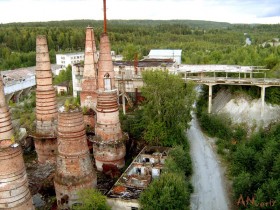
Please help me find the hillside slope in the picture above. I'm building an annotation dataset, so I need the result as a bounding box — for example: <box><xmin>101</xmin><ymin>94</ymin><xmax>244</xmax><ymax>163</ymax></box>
<box><xmin>213</xmin><ymin>91</ymin><xmax>280</xmax><ymax>131</ymax></box>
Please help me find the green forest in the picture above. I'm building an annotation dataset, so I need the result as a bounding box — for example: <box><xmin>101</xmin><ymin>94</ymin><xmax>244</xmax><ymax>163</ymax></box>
<box><xmin>1</xmin><ymin>19</ymin><xmax>280</xmax><ymax>76</ymax></box>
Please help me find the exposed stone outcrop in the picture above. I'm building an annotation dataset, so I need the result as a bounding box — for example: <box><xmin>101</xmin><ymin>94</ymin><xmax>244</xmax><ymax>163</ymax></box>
<box><xmin>0</xmin><ymin>77</ymin><xmax>34</xmax><ymax>210</ymax></box>
<box><xmin>54</xmin><ymin>108</ymin><xmax>96</xmax><ymax>209</ymax></box>
<box><xmin>34</xmin><ymin>35</ymin><xmax>58</xmax><ymax>164</ymax></box>
<box><xmin>213</xmin><ymin>89</ymin><xmax>280</xmax><ymax>132</ymax></box>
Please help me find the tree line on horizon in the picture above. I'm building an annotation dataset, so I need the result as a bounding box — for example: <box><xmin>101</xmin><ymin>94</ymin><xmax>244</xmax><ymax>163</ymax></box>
<box><xmin>0</xmin><ymin>19</ymin><xmax>280</xmax><ymax>73</ymax></box>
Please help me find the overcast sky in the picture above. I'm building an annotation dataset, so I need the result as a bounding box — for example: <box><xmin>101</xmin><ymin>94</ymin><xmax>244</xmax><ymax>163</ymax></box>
<box><xmin>0</xmin><ymin>0</ymin><xmax>280</xmax><ymax>24</ymax></box>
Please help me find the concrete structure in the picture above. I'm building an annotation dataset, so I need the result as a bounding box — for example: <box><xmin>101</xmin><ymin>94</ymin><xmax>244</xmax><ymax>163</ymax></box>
<box><xmin>72</xmin><ymin>59</ymin><xmax>176</xmax><ymax>112</ymax></box>
<box><xmin>72</xmin><ymin>63</ymin><xmax>83</xmax><ymax>98</ymax></box>
<box><xmin>107</xmin><ymin>146</ymin><xmax>170</xmax><ymax>210</ymax></box>
<box><xmin>114</xmin><ymin>64</ymin><xmax>280</xmax><ymax>118</ymax></box>
<box><xmin>33</xmin><ymin>35</ymin><xmax>58</xmax><ymax>164</ymax></box>
<box><xmin>56</xmin><ymin>52</ymin><xmax>84</xmax><ymax>68</ymax></box>
<box><xmin>179</xmin><ymin>65</ymin><xmax>280</xmax><ymax>116</ymax></box>
<box><xmin>0</xmin><ymin>77</ymin><xmax>34</xmax><ymax>210</ymax></box>
<box><xmin>1</xmin><ymin>68</ymin><xmax>35</xmax><ymax>103</ymax></box>
<box><xmin>54</xmin><ymin>108</ymin><xmax>96</xmax><ymax>209</ymax></box>
<box><xmin>1</xmin><ymin>64</ymin><xmax>62</xmax><ymax>103</ymax></box>
<box><xmin>54</xmin><ymin>81</ymin><xmax>69</xmax><ymax>95</ymax></box>
<box><xmin>145</xmin><ymin>49</ymin><xmax>182</xmax><ymax>64</ymax></box>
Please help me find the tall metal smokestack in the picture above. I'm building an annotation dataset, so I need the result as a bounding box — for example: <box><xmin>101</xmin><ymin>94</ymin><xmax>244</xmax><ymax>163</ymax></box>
<box><xmin>103</xmin><ymin>0</ymin><xmax>107</xmax><ymax>33</ymax></box>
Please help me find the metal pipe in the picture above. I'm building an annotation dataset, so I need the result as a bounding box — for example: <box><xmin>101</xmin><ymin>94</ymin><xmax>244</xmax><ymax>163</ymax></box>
<box><xmin>103</xmin><ymin>0</ymin><xmax>107</xmax><ymax>33</ymax></box>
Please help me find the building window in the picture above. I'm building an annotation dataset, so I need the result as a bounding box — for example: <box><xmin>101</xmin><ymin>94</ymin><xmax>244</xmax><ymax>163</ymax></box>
<box><xmin>131</xmin><ymin>207</ymin><xmax>138</xmax><ymax>210</ymax></box>
<box><xmin>104</xmin><ymin>73</ymin><xmax>111</xmax><ymax>90</ymax></box>
<box><xmin>136</xmin><ymin>168</ymin><xmax>141</xmax><ymax>175</ymax></box>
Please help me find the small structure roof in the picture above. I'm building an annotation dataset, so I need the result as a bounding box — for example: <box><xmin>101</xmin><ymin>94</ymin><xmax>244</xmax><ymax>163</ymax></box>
<box><xmin>148</xmin><ymin>49</ymin><xmax>182</xmax><ymax>57</ymax></box>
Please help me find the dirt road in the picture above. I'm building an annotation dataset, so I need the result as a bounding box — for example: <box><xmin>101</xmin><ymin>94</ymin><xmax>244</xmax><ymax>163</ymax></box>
<box><xmin>187</xmin><ymin>115</ymin><xmax>230</xmax><ymax>210</ymax></box>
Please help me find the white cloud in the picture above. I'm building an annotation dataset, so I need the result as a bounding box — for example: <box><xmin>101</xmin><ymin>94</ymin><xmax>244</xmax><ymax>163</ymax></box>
<box><xmin>0</xmin><ymin>0</ymin><xmax>279</xmax><ymax>24</ymax></box>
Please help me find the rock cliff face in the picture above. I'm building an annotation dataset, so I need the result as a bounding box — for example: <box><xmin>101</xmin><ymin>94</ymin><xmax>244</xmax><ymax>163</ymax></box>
<box><xmin>213</xmin><ymin>90</ymin><xmax>280</xmax><ymax>131</ymax></box>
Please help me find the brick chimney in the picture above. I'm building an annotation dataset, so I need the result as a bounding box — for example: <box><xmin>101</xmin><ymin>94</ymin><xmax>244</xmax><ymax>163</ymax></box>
<box><xmin>34</xmin><ymin>35</ymin><xmax>58</xmax><ymax>163</ymax></box>
<box><xmin>80</xmin><ymin>26</ymin><xmax>98</xmax><ymax>109</ymax></box>
<box><xmin>54</xmin><ymin>107</ymin><xmax>97</xmax><ymax>209</ymax></box>
<box><xmin>0</xmin><ymin>77</ymin><xmax>34</xmax><ymax>209</ymax></box>
<box><xmin>0</xmin><ymin>76</ymin><xmax>13</xmax><ymax>144</ymax></box>
<box><xmin>92</xmin><ymin>32</ymin><xmax>127</xmax><ymax>171</ymax></box>
<box><xmin>80</xmin><ymin>27</ymin><xmax>98</xmax><ymax>130</ymax></box>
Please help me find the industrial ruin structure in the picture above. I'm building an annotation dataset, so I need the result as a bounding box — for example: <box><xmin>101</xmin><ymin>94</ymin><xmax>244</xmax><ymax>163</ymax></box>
<box><xmin>80</xmin><ymin>26</ymin><xmax>98</xmax><ymax>130</ymax></box>
<box><xmin>0</xmin><ymin>77</ymin><xmax>34</xmax><ymax>210</ymax></box>
<box><xmin>107</xmin><ymin>146</ymin><xmax>170</xmax><ymax>210</ymax></box>
<box><xmin>91</xmin><ymin>0</ymin><xmax>127</xmax><ymax>171</ymax></box>
<box><xmin>54</xmin><ymin>108</ymin><xmax>97</xmax><ymax>209</ymax></box>
<box><xmin>33</xmin><ymin>35</ymin><xmax>58</xmax><ymax>164</ymax></box>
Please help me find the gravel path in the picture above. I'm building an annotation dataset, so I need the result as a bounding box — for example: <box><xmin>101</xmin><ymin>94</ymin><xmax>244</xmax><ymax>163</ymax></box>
<box><xmin>187</xmin><ymin>115</ymin><xmax>231</xmax><ymax>210</ymax></box>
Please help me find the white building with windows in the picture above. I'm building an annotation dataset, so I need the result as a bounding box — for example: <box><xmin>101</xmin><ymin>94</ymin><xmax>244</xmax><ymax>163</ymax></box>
<box><xmin>56</xmin><ymin>52</ymin><xmax>85</xmax><ymax>68</ymax></box>
<box><xmin>56</xmin><ymin>51</ymin><xmax>120</xmax><ymax>68</ymax></box>
<box><xmin>146</xmin><ymin>49</ymin><xmax>182</xmax><ymax>64</ymax></box>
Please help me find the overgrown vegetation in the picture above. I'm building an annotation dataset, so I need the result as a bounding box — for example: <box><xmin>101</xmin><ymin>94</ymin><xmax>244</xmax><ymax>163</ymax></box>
<box><xmin>121</xmin><ymin>70</ymin><xmax>194</xmax><ymax>209</ymax></box>
<box><xmin>140</xmin><ymin>70</ymin><xmax>196</xmax><ymax>146</ymax></box>
<box><xmin>197</xmin><ymin>86</ymin><xmax>280</xmax><ymax>209</ymax></box>
<box><xmin>139</xmin><ymin>146</ymin><xmax>193</xmax><ymax>210</ymax></box>
<box><xmin>72</xmin><ymin>189</ymin><xmax>111</xmax><ymax>210</ymax></box>
<box><xmin>63</xmin><ymin>97</ymin><xmax>80</xmax><ymax>112</ymax></box>
<box><xmin>121</xmin><ymin>70</ymin><xmax>196</xmax><ymax>147</ymax></box>
<box><xmin>54</xmin><ymin>64</ymin><xmax>73</xmax><ymax>96</ymax></box>
<box><xmin>11</xmin><ymin>91</ymin><xmax>36</xmax><ymax>136</ymax></box>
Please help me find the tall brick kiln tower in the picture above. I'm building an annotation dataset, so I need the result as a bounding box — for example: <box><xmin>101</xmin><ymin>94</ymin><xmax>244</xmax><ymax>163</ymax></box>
<box><xmin>54</xmin><ymin>107</ymin><xmax>97</xmax><ymax>209</ymax></box>
<box><xmin>80</xmin><ymin>26</ymin><xmax>98</xmax><ymax>130</ymax></box>
<box><xmin>34</xmin><ymin>35</ymin><xmax>58</xmax><ymax>163</ymax></box>
<box><xmin>92</xmin><ymin>0</ymin><xmax>127</xmax><ymax>171</ymax></box>
<box><xmin>0</xmin><ymin>77</ymin><xmax>34</xmax><ymax>209</ymax></box>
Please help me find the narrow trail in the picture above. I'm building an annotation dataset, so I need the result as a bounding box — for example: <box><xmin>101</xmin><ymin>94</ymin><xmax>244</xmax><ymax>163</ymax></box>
<box><xmin>187</xmin><ymin>115</ymin><xmax>231</xmax><ymax>210</ymax></box>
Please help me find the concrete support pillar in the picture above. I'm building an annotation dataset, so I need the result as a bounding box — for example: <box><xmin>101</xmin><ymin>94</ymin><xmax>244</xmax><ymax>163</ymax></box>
<box><xmin>5</xmin><ymin>93</ymin><xmax>13</xmax><ymax>104</ymax></box>
<box><xmin>122</xmin><ymin>93</ymin><xmax>126</xmax><ymax>115</ymax></box>
<box><xmin>14</xmin><ymin>90</ymin><xmax>23</xmax><ymax>102</ymax></box>
<box><xmin>208</xmin><ymin>84</ymin><xmax>214</xmax><ymax>114</ymax></box>
<box><xmin>22</xmin><ymin>87</ymin><xmax>32</xmax><ymax>98</ymax></box>
<box><xmin>260</xmin><ymin>86</ymin><xmax>266</xmax><ymax>118</ymax></box>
